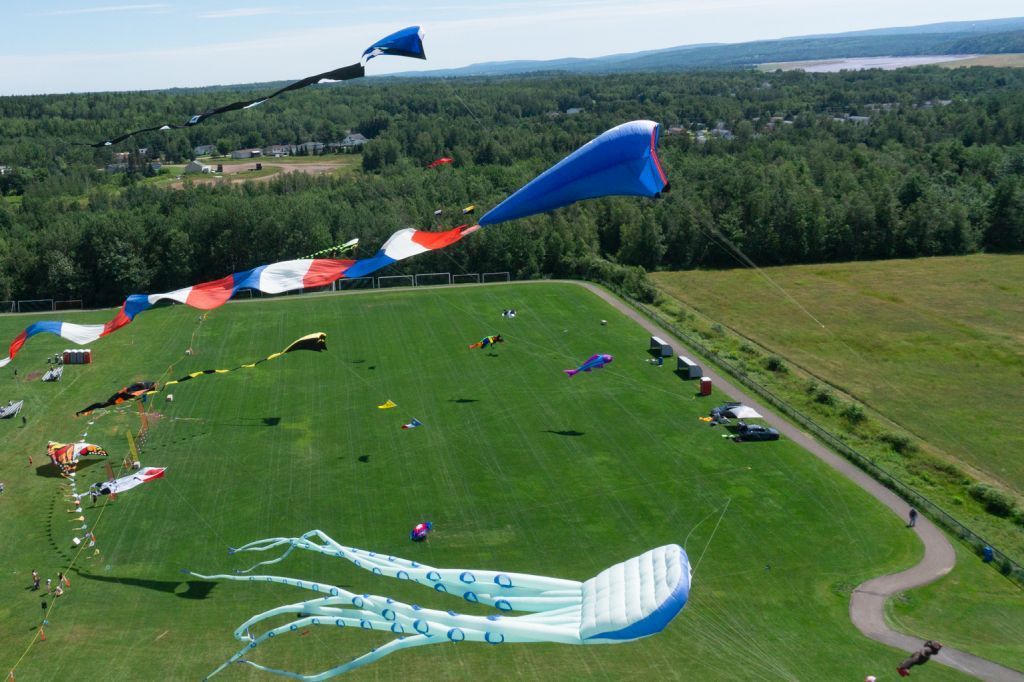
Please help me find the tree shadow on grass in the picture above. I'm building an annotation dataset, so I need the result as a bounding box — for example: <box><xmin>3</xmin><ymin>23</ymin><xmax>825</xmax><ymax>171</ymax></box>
<box><xmin>449</xmin><ymin>398</ymin><xmax>478</xmax><ymax>404</ymax></box>
<box><xmin>74</xmin><ymin>572</ymin><xmax>218</xmax><ymax>600</ymax></box>
<box><xmin>543</xmin><ymin>430</ymin><xmax>585</xmax><ymax>437</ymax></box>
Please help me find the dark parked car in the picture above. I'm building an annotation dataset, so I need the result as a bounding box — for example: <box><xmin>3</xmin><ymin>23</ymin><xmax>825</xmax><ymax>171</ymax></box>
<box><xmin>734</xmin><ymin>423</ymin><xmax>779</xmax><ymax>442</ymax></box>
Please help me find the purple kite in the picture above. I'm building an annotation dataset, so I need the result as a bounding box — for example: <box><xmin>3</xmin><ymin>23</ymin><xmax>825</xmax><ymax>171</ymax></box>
<box><xmin>564</xmin><ymin>354</ymin><xmax>613</xmax><ymax>377</ymax></box>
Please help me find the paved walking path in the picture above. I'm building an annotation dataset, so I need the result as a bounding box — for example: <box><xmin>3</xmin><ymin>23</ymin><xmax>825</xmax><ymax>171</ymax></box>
<box><xmin>575</xmin><ymin>282</ymin><xmax>1024</xmax><ymax>682</ymax></box>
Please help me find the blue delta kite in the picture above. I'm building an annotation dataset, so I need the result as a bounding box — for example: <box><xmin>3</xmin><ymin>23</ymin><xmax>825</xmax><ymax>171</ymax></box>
<box><xmin>187</xmin><ymin>530</ymin><xmax>691</xmax><ymax>679</ymax></box>
<box><xmin>87</xmin><ymin>27</ymin><xmax>425</xmax><ymax>147</ymax></box>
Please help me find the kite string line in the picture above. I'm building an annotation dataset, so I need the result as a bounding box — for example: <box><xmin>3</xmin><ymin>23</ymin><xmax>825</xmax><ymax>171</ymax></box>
<box><xmin>696</xmin><ymin>224</ymin><xmax>981</xmax><ymax>461</ymax></box>
<box><xmin>8</xmin><ymin>466</ymin><xmax>124</xmax><ymax>677</ymax></box>
<box><xmin>692</xmin><ymin>497</ymin><xmax>730</xmax><ymax>577</ymax></box>
<box><xmin>9</xmin><ymin>386</ymin><xmax>153</xmax><ymax>677</ymax></box>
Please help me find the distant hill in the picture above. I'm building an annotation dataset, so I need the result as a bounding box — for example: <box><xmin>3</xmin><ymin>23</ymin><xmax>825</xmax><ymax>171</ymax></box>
<box><xmin>400</xmin><ymin>16</ymin><xmax>1024</xmax><ymax>78</ymax></box>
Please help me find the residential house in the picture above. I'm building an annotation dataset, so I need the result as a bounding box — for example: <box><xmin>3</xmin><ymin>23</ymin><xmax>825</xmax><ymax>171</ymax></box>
<box><xmin>193</xmin><ymin>144</ymin><xmax>216</xmax><ymax>156</ymax></box>
<box><xmin>264</xmin><ymin>144</ymin><xmax>291</xmax><ymax>157</ymax></box>
<box><xmin>337</xmin><ymin>133</ymin><xmax>367</xmax><ymax>149</ymax></box>
<box><xmin>231</xmin><ymin>149</ymin><xmax>262</xmax><ymax>159</ymax></box>
<box><xmin>184</xmin><ymin>160</ymin><xmax>212</xmax><ymax>173</ymax></box>
<box><xmin>565</xmin><ymin>107</ymin><xmax>584</xmax><ymax>115</ymax></box>
<box><xmin>293</xmin><ymin>141</ymin><xmax>324</xmax><ymax>155</ymax></box>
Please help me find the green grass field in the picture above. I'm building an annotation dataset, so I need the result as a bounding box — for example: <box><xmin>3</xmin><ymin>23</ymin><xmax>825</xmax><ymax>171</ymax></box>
<box><xmin>0</xmin><ymin>283</ymin><xmax>986</xmax><ymax>680</ymax></box>
<box><xmin>652</xmin><ymin>255</ymin><xmax>1024</xmax><ymax>495</ymax></box>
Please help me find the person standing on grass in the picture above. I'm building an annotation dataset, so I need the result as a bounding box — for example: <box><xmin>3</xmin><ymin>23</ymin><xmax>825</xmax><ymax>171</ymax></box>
<box><xmin>31</xmin><ymin>570</ymin><xmax>40</xmax><ymax>591</ymax></box>
<box><xmin>45</xmin><ymin>578</ymin><xmax>51</xmax><ymax>593</ymax></box>
<box><xmin>908</xmin><ymin>508</ymin><xmax>918</xmax><ymax>528</ymax></box>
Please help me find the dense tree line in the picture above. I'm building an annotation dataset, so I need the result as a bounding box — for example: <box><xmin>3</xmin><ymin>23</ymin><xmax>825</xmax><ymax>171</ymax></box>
<box><xmin>0</xmin><ymin>67</ymin><xmax>1022</xmax><ymax>305</ymax></box>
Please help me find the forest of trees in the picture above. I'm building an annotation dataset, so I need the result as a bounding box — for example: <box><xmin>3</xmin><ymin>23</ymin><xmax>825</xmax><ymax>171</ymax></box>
<box><xmin>0</xmin><ymin>66</ymin><xmax>1022</xmax><ymax>306</ymax></box>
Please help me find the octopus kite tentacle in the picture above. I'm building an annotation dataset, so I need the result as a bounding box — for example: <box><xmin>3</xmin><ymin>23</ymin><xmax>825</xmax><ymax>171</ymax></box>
<box><xmin>187</xmin><ymin>529</ymin><xmax>691</xmax><ymax>679</ymax></box>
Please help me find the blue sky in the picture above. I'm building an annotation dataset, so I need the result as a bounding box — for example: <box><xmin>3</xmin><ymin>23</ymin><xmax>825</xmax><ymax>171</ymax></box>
<box><xmin>1</xmin><ymin>0</ymin><xmax>1021</xmax><ymax>95</ymax></box>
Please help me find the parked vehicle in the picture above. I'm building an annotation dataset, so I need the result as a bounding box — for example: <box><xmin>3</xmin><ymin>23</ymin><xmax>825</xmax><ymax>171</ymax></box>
<box><xmin>734</xmin><ymin>423</ymin><xmax>779</xmax><ymax>442</ymax></box>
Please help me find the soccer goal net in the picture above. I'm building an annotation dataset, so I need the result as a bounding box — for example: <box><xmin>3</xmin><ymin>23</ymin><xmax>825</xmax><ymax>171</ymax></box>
<box><xmin>377</xmin><ymin>275</ymin><xmax>414</xmax><ymax>289</ymax></box>
<box><xmin>0</xmin><ymin>301</ymin><xmax>14</xmax><ymax>313</ymax></box>
<box><xmin>482</xmin><ymin>272</ymin><xmax>511</xmax><ymax>283</ymax></box>
<box><xmin>17</xmin><ymin>299</ymin><xmax>54</xmax><ymax>313</ymax></box>
<box><xmin>452</xmin><ymin>274</ymin><xmax>480</xmax><ymax>284</ymax></box>
<box><xmin>414</xmin><ymin>272</ymin><xmax>451</xmax><ymax>287</ymax></box>
<box><xmin>54</xmin><ymin>300</ymin><xmax>84</xmax><ymax>311</ymax></box>
<box><xmin>334</xmin><ymin>277</ymin><xmax>374</xmax><ymax>291</ymax></box>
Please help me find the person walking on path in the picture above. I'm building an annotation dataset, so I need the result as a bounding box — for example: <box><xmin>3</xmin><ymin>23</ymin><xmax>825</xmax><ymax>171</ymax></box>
<box><xmin>31</xmin><ymin>570</ymin><xmax>40</xmax><ymax>591</ymax></box>
<box><xmin>908</xmin><ymin>508</ymin><xmax>918</xmax><ymax>528</ymax></box>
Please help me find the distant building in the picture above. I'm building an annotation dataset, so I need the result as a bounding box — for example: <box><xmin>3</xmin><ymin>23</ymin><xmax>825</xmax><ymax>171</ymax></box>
<box><xmin>193</xmin><ymin>144</ymin><xmax>216</xmax><ymax>156</ymax></box>
<box><xmin>848</xmin><ymin>115</ymin><xmax>870</xmax><ymax>124</ymax></box>
<box><xmin>230</xmin><ymin>149</ymin><xmax>262</xmax><ymax>159</ymax></box>
<box><xmin>0</xmin><ymin>165</ymin><xmax>9</xmax><ymax>175</ymax></box>
<box><xmin>184</xmin><ymin>160</ymin><xmax>212</xmax><ymax>173</ymax></box>
<box><xmin>112</xmin><ymin>151</ymin><xmax>130</xmax><ymax>163</ymax></box>
<box><xmin>293</xmin><ymin>141</ymin><xmax>324</xmax><ymax>155</ymax></box>
<box><xmin>105</xmin><ymin>162</ymin><xmax>129</xmax><ymax>173</ymax></box>
<box><xmin>339</xmin><ymin>133</ymin><xmax>367</xmax><ymax>149</ymax></box>
<box><xmin>566</xmin><ymin>107</ymin><xmax>585</xmax><ymax>115</ymax></box>
<box><xmin>264</xmin><ymin>144</ymin><xmax>291</xmax><ymax>157</ymax></box>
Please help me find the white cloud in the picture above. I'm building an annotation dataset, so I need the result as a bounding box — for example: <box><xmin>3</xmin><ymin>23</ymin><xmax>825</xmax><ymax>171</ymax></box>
<box><xmin>38</xmin><ymin>3</ymin><xmax>168</xmax><ymax>16</ymax></box>
<box><xmin>198</xmin><ymin>7</ymin><xmax>281</xmax><ymax>20</ymax></box>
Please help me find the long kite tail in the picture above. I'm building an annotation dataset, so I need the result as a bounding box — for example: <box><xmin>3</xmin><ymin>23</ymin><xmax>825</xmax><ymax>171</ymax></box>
<box><xmin>563</xmin><ymin>369</ymin><xmax>578</xmax><ymax>377</ymax></box>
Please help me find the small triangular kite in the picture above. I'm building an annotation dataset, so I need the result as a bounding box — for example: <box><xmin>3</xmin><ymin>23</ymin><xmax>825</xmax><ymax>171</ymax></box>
<box><xmin>378</xmin><ymin>400</ymin><xmax>397</xmax><ymax>409</ymax></box>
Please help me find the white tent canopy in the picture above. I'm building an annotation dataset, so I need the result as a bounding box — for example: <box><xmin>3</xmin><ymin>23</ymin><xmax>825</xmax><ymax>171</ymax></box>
<box><xmin>724</xmin><ymin>405</ymin><xmax>763</xmax><ymax>420</ymax></box>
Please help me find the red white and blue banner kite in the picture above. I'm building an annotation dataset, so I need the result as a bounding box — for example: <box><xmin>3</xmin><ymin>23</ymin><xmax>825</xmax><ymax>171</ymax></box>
<box><xmin>0</xmin><ymin>121</ymin><xmax>667</xmax><ymax>367</ymax></box>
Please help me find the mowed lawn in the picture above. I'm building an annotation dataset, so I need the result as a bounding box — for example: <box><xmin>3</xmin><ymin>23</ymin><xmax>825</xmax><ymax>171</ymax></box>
<box><xmin>652</xmin><ymin>254</ymin><xmax>1024</xmax><ymax>494</ymax></box>
<box><xmin>0</xmin><ymin>283</ymin><xmax>973</xmax><ymax>680</ymax></box>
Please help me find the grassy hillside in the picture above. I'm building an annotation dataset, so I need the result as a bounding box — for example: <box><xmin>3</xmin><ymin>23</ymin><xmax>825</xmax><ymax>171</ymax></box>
<box><xmin>0</xmin><ymin>283</ymin><xmax>996</xmax><ymax>680</ymax></box>
<box><xmin>652</xmin><ymin>255</ymin><xmax>1024</xmax><ymax>496</ymax></box>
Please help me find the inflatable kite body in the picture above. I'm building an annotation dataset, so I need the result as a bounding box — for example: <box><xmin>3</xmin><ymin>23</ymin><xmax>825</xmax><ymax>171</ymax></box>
<box><xmin>898</xmin><ymin>641</ymin><xmax>942</xmax><ymax>677</ymax></box>
<box><xmin>468</xmin><ymin>335</ymin><xmax>503</xmax><ymax>350</ymax></box>
<box><xmin>479</xmin><ymin>120</ymin><xmax>668</xmax><ymax>226</ymax></box>
<box><xmin>2</xmin><ymin>122</ymin><xmax>668</xmax><ymax>367</ymax></box>
<box><xmin>410</xmin><ymin>521</ymin><xmax>432</xmax><ymax>541</ymax></box>
<box><xmin>187</xmin><ymin>530</ymin><xmax>691</xmax><ymax>679</ymax></box>
<box><xmin>565</xmin><ymin>354</ymin><xmax>613</xmax><ymax>377</ymax></box>
<box><xmin>426</xmin><ymin>157</ymin><xmax>453</xmax><ymax>169</ymax></box>
<box><xmin>77</xmin><ymin>381</ymin><xmax>157</xmax><ymax>417</ymax></box>
<box><xmin>80</xmin><ymin>467</ymin><xmax>166</xmax><ymax>498</ymax></box>
<box><xmin>74</xmin><ymin>334</ymin><xmax>325</xmax><ymax>415</ymax></box>
<box><xmin>47</xmin><ymin>441</ymin><xmax>108</xmax><ymax>476</ymax></box>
